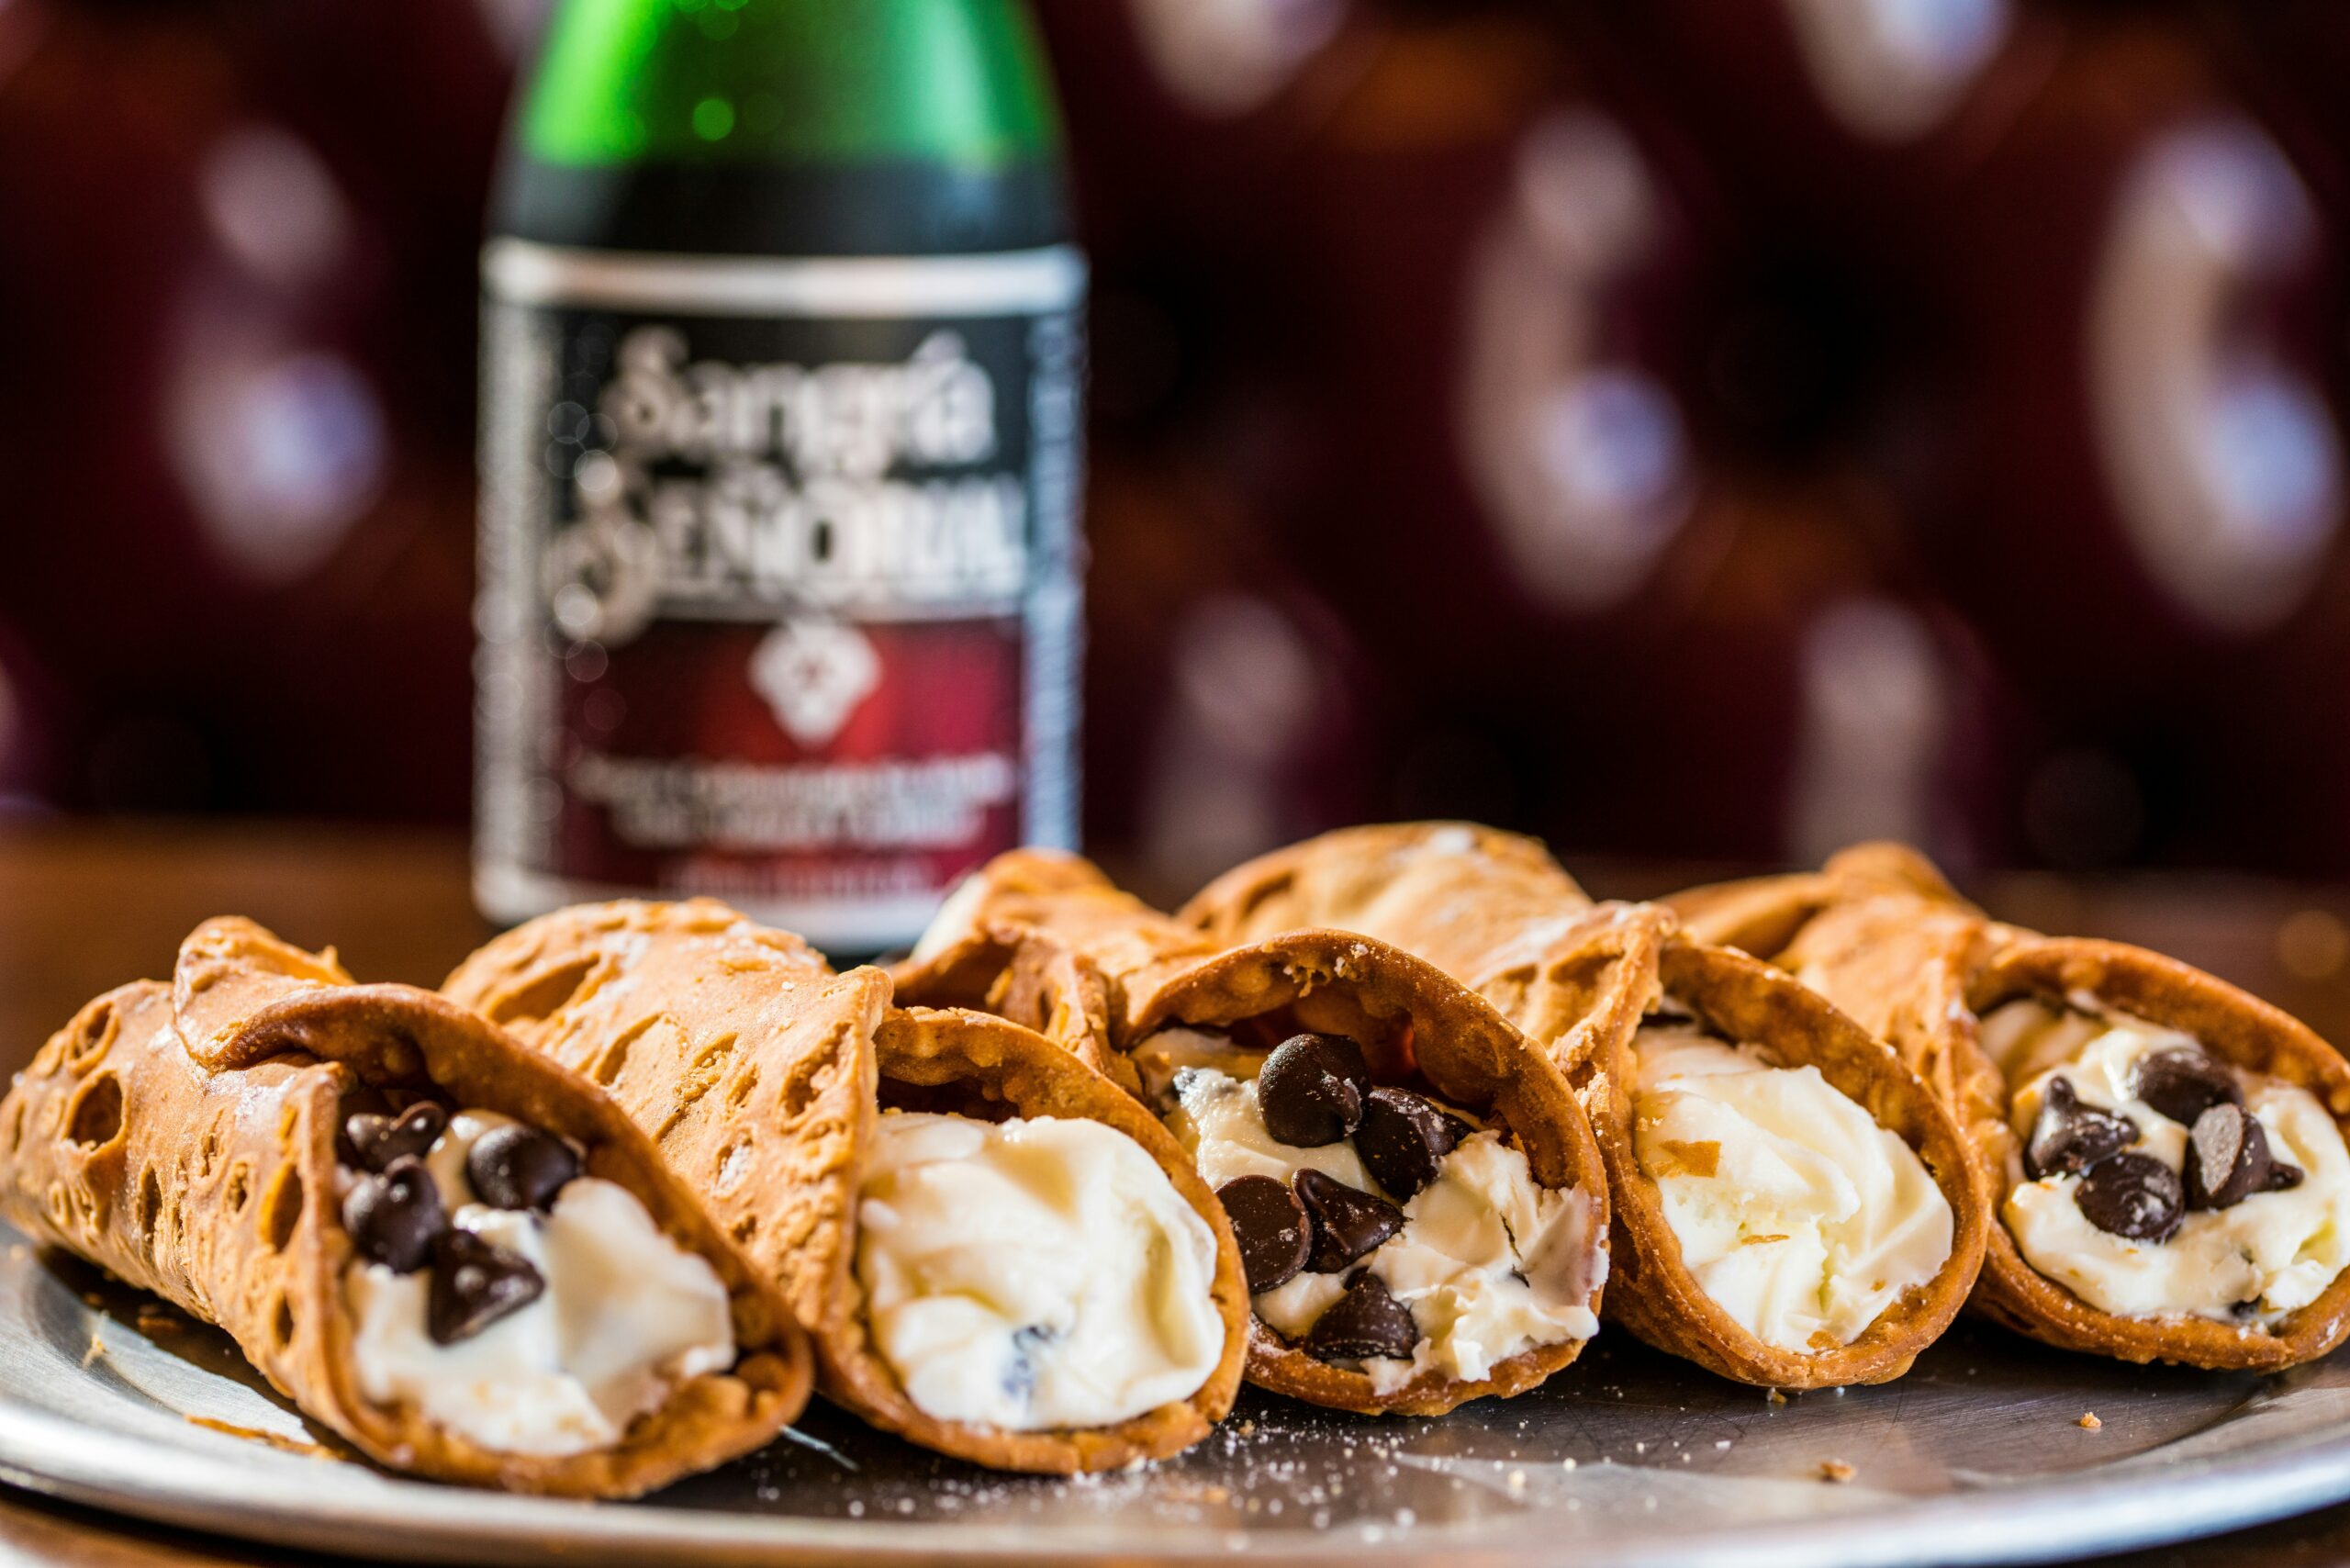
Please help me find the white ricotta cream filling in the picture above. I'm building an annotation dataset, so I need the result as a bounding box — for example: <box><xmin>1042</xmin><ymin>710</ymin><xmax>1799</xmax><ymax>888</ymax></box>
<box><xmin>1166</xmin><ymin>1064</ymin><xmax>1603</xmax><ymax>1394</ymax></box>
<box><xmin>909</xmin><ymin>872</ymin><xmax>990</xmax><ymax>964</ymax></box>
<box><xmin>1632</xmin><ymin>1022</ymin><xmax>1953</xmax><ymax>1353</ymax></box>
<box><xmin>854</xmin><ymin>1112</ymin><xmax>1225</xmax><ymax>1432</ymax></box>
<box><xmin>345</xmin><ymin>1111</ymin><xmax>736</xmax><ymax>1457</ymax></box>
<box><xmin>1134</xmin><ymin>1025</ymin><xmax>1270</xmax><ymax>1108</ymax></box>
<box><xmin>1984</xmin><ymin>999</ymin><xmax>2350</xmax><ymax>1322</ymax></box>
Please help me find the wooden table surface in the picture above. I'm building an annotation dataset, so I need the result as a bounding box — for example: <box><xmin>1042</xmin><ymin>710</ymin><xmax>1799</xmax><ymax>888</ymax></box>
<box><xmin>6</xmin><ymin>820</ymin><xmax>2350</xmax><ymax>1565</ymax></box>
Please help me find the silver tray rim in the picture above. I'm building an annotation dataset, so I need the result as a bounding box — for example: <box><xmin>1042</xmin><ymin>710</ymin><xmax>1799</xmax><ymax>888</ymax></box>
<box><xmin>5</xmin><ymin>1351</ymin><xmax>2350</xmax><ymax>1568</ymax></box>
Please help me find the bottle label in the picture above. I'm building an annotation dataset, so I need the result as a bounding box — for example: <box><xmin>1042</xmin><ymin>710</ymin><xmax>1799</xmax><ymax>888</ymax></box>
<box><xmin>477</xmin><ymin>240</ymin><xmax>1084</xmax><ymax>954</ymax></box>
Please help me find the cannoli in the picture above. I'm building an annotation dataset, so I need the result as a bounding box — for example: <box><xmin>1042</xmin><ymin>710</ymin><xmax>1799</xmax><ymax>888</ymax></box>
<box><xmin>0</xmin><ymin>919</ymin><xmax>811</xmax><ymax>1497</ymax></box>
<box><xmin>895</xmin><ymin>850</ymin><xmax>1613</xmax><ymax>1417</ymax></box>
<box><xmin>1184</xmin><ymin>823</ymin><xmax>1987</xmax><ymax>1388</ymax></box>
<box><xmin>1672</xmin><ymin>845</ymin><xmax>2350</xmax><ymax>1369</ymax></box>
<box><xmin>442</xmin><ymin>899</ymin><xmax>1247</xmax><ymax>1473</ymax></box>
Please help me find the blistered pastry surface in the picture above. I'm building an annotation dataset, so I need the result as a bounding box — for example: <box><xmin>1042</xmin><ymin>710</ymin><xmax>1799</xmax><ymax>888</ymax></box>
<box><xmin>1183</xmin><ymin>825</ymin><xmax>1986</xmax><ymax>1389</ymax></box>
<box><xmin>0</xmin><ymin>920</ymin><xmax>811</xmax><ymax>1498</ymax></box>
<box><xmin>447</xmin><ymin>902</ymin><xmax>1250</xmax><ymax>1473</ymax></box>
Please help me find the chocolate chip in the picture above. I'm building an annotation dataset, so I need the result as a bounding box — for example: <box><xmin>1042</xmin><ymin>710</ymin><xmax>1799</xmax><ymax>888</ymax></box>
<box><xmin>1303</xmin><ymin>1271</ymin><xmax>1419</xmax><ymax>1361</ymax></box>
<box><xmin>466</xmin><ymin>1123</ymin><xmax>581</xmax><ymax>1212</ymax></box>
<box><xmin>2133</xmin><ymin>1048</ymin><xmax>2244</xmax><ymax>1127</ymax></box>
<box><xmin>343</xmin><ymin>1103</ymin><xmax>448</xmax><ymax>1174</ymax></box>
<box><xmin>341</xmin><ymin>1157</ymin><xmax>447</xmax><ymax>1273</ymax></box>
<box><xmin>2186</xmin><ymin>1103</ymin><xmax>2254</xmax><ymax>1210</ymax></box>
<box><xmin>1257</xmin><ymin>1034</ymin><xmax>1371</xmax><ymax>1148</ymax></box>
<box><xmin>2184</xmin><ymin>1103</ymin><xmax>2302</xmax><ymax>1210</ymax></box>
<box><xmin>2074</xmin><ymin>1152</ymin><xmax>2184</xmax><ymax>1242</ymax></box>
<box><xmin>1004</xmin><ymin>1324</ymin><xmax>1054</xmax><ymax>1403</ymax></box>
<box><xmin>1355</xmin><ymin>1088</ymin><xmax>1471</xmax><ymax>1200</ymax></box>
<box><xmin>427</xmin><ymin>1228</ymin><xmax>545</xmax><ymax>1344</ymax></box>
<box><xmin>334</xmin><ymin>1087</ymin><xmax>394</xmax><ymax>1165</ymax></box>
<box><xmin>2023</xmin><ymin>1078</ymin><xmax>2138</xmax><ymax>1182</ymax></box>
<box><xmin>1296</xmin><ymin>1169</ymin><xmax>1404</xmax><ymax>1272</ymax></box>
<box><xmin>1217</xmin><ymin>1175</ymin><xmax>1312</xmax><ymax>1294</ymax></box>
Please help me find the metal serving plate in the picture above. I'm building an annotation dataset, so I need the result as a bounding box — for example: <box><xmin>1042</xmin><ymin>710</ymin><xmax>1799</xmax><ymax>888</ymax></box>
<box><xmin>4</xmin><ymin>1226</ymin><xmax>2348</xmax><ymax>1568</ymax></box>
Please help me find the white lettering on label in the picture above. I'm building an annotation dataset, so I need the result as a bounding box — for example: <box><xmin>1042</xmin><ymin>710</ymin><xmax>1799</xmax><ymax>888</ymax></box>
<box><xmin>553</xmin><ymin>328</ymin><xmax>1029</xmax><ymax>644</ymax></box>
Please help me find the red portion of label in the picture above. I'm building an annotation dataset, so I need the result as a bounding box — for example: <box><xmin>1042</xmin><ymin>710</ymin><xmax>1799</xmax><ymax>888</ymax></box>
<box><xmin>550</xmin><ymin>617</ymin><xmax>1024</xmax><ymax>912</ymax></box>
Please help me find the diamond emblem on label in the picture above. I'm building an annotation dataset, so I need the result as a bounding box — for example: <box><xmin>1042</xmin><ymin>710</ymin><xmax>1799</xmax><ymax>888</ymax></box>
<box><xmin>750</xmin><ymin>620</ymin><xmax>882</xmax><ymax>747</ymax></box>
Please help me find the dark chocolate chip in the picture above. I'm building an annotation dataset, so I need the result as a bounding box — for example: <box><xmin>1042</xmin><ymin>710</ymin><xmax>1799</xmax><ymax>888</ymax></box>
<box><xmin>2023</xmin><ymin>1078</ymin><xmax>2138</xmax><ymax>1182</ymax></box>
<box><xmin>427</xmin><ymin>1228</ymin><xmax>545</xmax><ymax>1345</ymax></box>
<box><xmin>1217</xmin><ymin>1175</ymin><xmax>1312</xmax><ymax>1294</ymax></box>
<box><xmin>1303</xmin><ymin>1271</ymin><xmax>1420</xmax><ymax>1361</ymax></box>
<box><xmin>1296</xmin><ymin>1169</ymin><xmax>1404</xmax><ymax>1272</ymax></box>
<box><xmin>1257</xmin><ymin>1034</ymin><xmax>1371</xmax><ymax>1148</ymax></box>
<box><xmin>1355</xmin><ymin>1088</ymin><xmax>1471</xmax><ymax>1200</ymax></box>
<box><xmin>2184</xmin><ymin>1103</ymin><xmax>2253</xmax><ymax>1210</ymax></box>
<box><xmin>1004</xmin><ymin>1324</ymin><xmax>1054</xmax><ymax>1402</ymax></box>
<box><xmin>334</xmin><ymin>1086</ymin><xmax>395</xmax><ymax>1166</ymax></box>
<box><xmin>2074</xmin><ymin>1152</ymin><xmax>2184</xmax><ymax>1243</ymax></box>
<box><xmin>2185</xmin><ymin>1103</ymin><xmax>2299</xmax><ymax>1211</ymax></box>
<box><xmin>1288</xmin><ymin>1032</ymin><xmax>1371</xmax><ymax>1090</ymax></box>
<box><xmin>466</xmin><ymin>1123</ymin><xmax>581</xmax><ymax>1212</ymax></box>
<box><xmin>2133</xmin><ymin>1048</ymin><xmax>2244</xmax><ymax>1127</ymax></box>
<box><xmin>341</xmin><ymin>1157</ymin><xmax>447</xmax><ymax>1273</ymax></box>
<box><xmin>343</xmin><ymin>1103</ymin><xmax>448</xmax><ymax>1174</ymax></box>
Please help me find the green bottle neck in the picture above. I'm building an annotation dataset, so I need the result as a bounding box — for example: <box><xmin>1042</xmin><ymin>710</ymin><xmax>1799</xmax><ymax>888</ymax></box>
<box><xmin>517</xmin><ymin>0</ymin><xmax>1061</xmax><ymax>171</ymax></box>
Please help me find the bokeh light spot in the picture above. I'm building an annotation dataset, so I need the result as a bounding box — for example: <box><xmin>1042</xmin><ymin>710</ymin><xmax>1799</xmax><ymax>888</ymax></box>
<box><xmin>692</xmin><ymin>96</ymin><xmax>735</xmax><ymax>141</ymax></box>
<box><xmin>2277</xmin><ymin>910</ymin><xmax>2350</xmax><ymax>981</ymax></box>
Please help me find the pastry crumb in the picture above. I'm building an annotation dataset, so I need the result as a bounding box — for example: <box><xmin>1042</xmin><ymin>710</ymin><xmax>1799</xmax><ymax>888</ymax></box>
<box><xmin>2078</xmin><ymin>1412</ymin><xmax>2102</xmax><ymax>1430</ymax></box>
<box><xmin>185</xmin><ymin>1417</ymin><xmax>332</xmax><ymax>1461</ymax></box>
<box><xmin>1766</xmin><ymin>1387</ymin><xmax>1787</xmax><ymax>1406</ymax></box>
<box><xmin>1819</xmin><ymin>1460</ymin><xmax>1855</xmax><ymax>1484</ymax></box>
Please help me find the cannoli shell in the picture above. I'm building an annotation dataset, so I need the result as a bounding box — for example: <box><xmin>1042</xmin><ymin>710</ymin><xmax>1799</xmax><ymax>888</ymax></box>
<box><xmin>898</xmin><ymin>850</ymin><xmax>1225</xmax><ymax>1044</ymax></box>
<box><xmin>1181</xmin><ymin>823</ymin><xmax>1670</xmax><ymax>1074</ymax></box>
<box><xmin>1594</xmin><ymin>943</ymin><xmax>1986</xmax><ymax>1385</ymax></box>
<box><xmin>1667</xmin><ymin>842</ymin><xmax>1977</xmax><ymax>964</ymax></box>
<box><xmin>1142</xmin><ymin>930</ymin><xmax>1611</xmax><ymax>1416</ymax></box>
<box><xmin>1668</xmin><ymin>847</ymin><xmax>2005</xmax><ymax>1171</ymax></box>
<box><xmin>1</xmin><ymin>922</ymin><xmax>811</xmax><ymax>1498</ymax></box>
<box><xmin>1961</xmin><ymin>938</ymin><xmax>2350</xmax><ymax>1366</ymax></box>
<box><xmin>890</xmin><ymin>922</ymin><xmax>1129</xmax><ymax>1094</ymax></box>
<box><xmin>856</xmin><ymin>1005</ymin><xmax>1248</xmax><ymax>1467</ymax></box>
<box><xmin>1184</xmin><ymin>823</ymin><xmax>1988</xmax><ymax>1387</ymax></box>
<box><xmin>442</xmin><ymin>901</ymin><xmax>879</xmax><ymax>1357</ymax></box>
<box><xmin>1675</xmin><ymin>845</ymin><xmax>2350</xmax><ymax>1369</ymax></box>
<box><xmin>904</xmin><ymin>849</ymin><xmax>1615</xmax><ymax>1416</ymax></box>
<box><xmin>442</xmin><ymin>899</ymin><xmax>1248</xmax><ymax>1473</ymax></box>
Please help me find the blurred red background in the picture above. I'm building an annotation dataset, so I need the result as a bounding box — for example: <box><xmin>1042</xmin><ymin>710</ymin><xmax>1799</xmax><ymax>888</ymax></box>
<box><xmin>5</xmin><ymin>0</ymin><xmax>2349</xmax><ymax>894</ymax></box>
